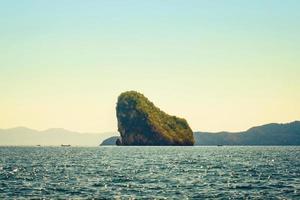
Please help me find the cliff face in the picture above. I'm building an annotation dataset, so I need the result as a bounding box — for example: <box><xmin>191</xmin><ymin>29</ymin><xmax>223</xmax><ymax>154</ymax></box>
<box><xmin>116</xmin><ymin>91</ymin><xmax>194</xmax><ymax>146</ymax></box>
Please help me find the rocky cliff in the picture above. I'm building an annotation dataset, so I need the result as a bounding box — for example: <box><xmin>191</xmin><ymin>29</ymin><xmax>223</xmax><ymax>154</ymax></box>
<box><xmin>116</xmin><ymin>91</ymin><xmax>194</xmax><ymax>145</ymax></box>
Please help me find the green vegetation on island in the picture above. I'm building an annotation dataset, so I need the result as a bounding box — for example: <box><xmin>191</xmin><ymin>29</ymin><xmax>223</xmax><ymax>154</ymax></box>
<box><xmin>116</xmin><ymin>91</ymin><xmax>195</xmax><ymax>145</ymax></box>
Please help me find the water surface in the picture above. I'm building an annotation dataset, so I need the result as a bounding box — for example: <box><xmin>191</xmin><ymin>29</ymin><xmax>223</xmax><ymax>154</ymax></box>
<box><xmin>0</xmin><ymin>146</ymin><xmax>299</xmax><ymax>199</ymax></box>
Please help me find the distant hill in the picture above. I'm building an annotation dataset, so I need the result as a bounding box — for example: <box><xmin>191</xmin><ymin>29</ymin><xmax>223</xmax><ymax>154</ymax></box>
<box><xmin>100</xmin><ymin>136</ymin><xmax>120</xmax><ymax>145</ymax></box>
<box><xmin>195</xmin><ymin>121</ymin><xmax>300</xmax><ymax>145</ymax></box>
<box><xmin>101</xmin><ymin>121</ymin><xmax>300</xmax><ymax>146</ymax></box>
<box><xmin>0</xmin><ymin>127</ymin><xmax>115</xmax><ymax>146</ymax></box>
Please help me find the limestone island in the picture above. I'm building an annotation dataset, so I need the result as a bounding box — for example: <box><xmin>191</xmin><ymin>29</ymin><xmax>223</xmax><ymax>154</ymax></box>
<box><xmin>116</xmin><ymin>91</ymin><xmax>195</xmax><ymax>146</ymax></box>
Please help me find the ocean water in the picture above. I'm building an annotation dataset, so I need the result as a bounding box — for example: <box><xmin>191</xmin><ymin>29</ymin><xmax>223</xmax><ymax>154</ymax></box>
<box><xmin>0</xmin><ymin>146</ymin><xmax>299</xmax><ymax>199</ymax></box>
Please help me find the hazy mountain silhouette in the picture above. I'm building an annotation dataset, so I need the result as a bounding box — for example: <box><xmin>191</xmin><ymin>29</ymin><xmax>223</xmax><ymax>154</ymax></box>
<box><xmin>2</xmin><ymin>121</ymin><xmax>299</xmax><ymax>146</ymax></box>
<box><xmin>100</xmin><ymin>136</ymin><xmax>120</xmax><ymax>145</ymax></box>
<box><xmin>194</xmin><ymin>121</ymin><xmax>300</xmax><ymax>145</ymax></box>
<box><xmin>101</xmin><ymin>121</ymin><xmax>300</xmax><ymax>146</ymax></box>
<box><xmin>0</xmin><ymin>127</ymin><xmax>114</xmax><ymax>146</ymax></box>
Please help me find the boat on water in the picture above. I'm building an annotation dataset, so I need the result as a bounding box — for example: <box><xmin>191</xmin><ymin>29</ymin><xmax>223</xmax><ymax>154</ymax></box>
<box><xmin>61</xmin><ymin>144</ymin><xmax>71</xmax><ymax>147</ymax></box>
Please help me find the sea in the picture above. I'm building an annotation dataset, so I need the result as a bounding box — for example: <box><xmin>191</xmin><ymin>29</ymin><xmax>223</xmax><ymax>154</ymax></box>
<box><xmin>0</xmin><ymin>146</ymin><xmax>299</xmax><ymax>199</ymax></box>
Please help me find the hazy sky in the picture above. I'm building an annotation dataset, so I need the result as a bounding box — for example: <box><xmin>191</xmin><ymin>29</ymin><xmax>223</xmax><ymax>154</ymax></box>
<box><xmin>1</xmin><ymin>0</ymin><xmax>299</xmax><ymax>133</ymax></box>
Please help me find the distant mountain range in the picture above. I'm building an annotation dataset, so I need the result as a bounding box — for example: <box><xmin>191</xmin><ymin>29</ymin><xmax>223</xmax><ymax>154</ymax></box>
<box><xmin>101</xmin><ymin>121</ymin><xmax>300</xmax><ymax>146</ymax></box>
<box><xmin>1</xmin><ymin>121</ymin><xmax>299</xmax><ymax>146</ymax></box>
<box><xmin>0</xmin><ymin>127</ymin><xmax>114</xmax><ymax>146</ymax></box>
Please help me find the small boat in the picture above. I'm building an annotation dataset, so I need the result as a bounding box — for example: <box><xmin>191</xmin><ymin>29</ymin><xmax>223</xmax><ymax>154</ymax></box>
<box><xmin>217</xmin><ymin>144</ymin><xmax>223</xmax><ymax>147</ymax></box>
<box><xmin>61</xmin><ymin>144</ymin><xmax>71</xmax><ymax>147</ymax></box>
<box><xmin>36</xmin><ymin>145</ymin><xmax>41</xmax><ymax>147</ymax></box>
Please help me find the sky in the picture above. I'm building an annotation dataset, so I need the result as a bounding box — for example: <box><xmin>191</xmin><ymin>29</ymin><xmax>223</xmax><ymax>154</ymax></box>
<box><xmin>0</xmin><ymin>0</ymin><xmax>299</xmax><ymax>133</ymax></box>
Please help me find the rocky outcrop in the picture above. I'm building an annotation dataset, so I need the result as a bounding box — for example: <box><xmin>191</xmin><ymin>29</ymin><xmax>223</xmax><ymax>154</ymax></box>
<box><xmin>116</xmin><ymin>91</ymin><xmax>194</xmax><ymax>146</ymax></box>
